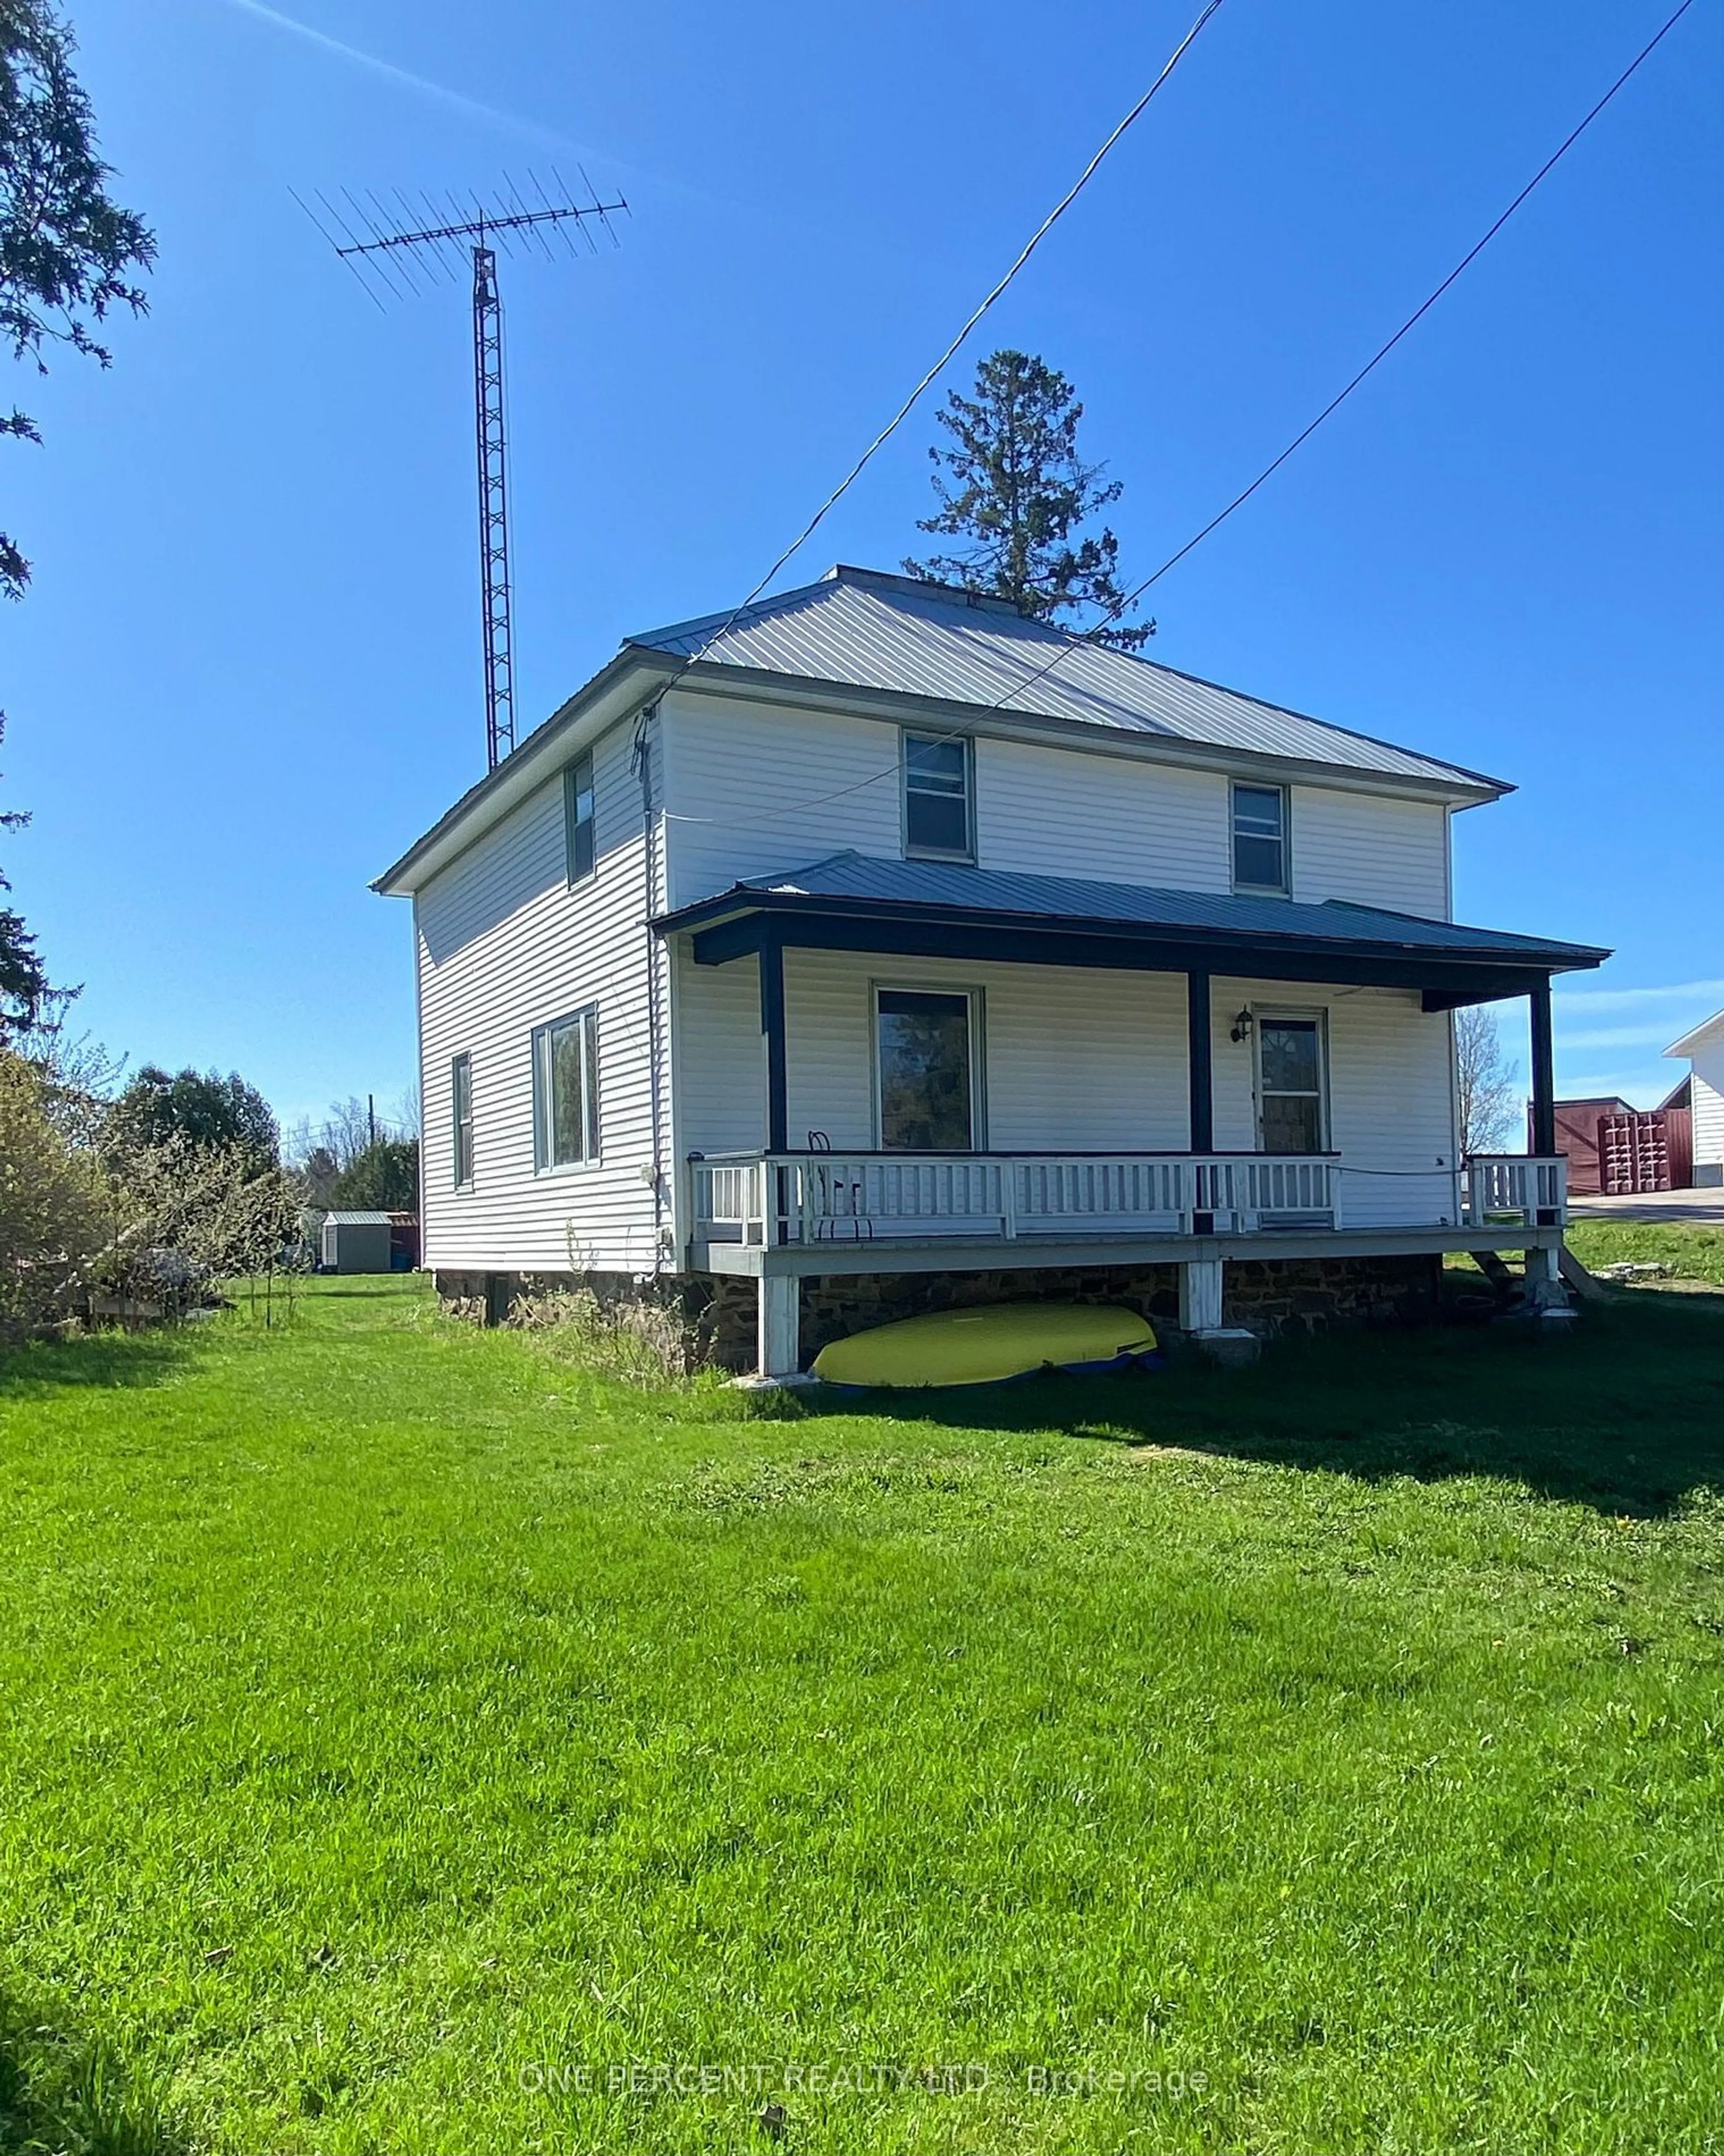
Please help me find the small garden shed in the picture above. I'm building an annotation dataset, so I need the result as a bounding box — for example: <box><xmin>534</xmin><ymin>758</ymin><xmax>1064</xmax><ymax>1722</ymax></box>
<box><xmin>320</xmin><ymin>1211</ymin><xmax>395</xmax><ymax>1273</ymax></box>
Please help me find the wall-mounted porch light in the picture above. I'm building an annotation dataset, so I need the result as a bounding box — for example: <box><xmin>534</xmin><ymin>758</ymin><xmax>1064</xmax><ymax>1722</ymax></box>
<box><xmin>1229</xmin><ymin>1008</ymin><xmax>1254</xmax><ymax>1045</ymax></box>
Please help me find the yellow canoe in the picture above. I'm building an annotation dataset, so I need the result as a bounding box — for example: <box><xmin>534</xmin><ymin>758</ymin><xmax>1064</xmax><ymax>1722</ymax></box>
<box><xmin>811</xmin><ymin>1301</ymin><xmax>1158</xmax><ymax>1390</ymax></box>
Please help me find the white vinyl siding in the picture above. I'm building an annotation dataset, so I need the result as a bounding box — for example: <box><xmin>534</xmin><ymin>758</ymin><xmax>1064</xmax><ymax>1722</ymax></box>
<box><xmin>971</xmin><ymin>735</ymin><xmax>1230</xmax><ymax>891</ymax></box>
<box><xmin>1289</xmin><ymin>786</ymin><xmax>1450</xmax><ymax>920</ymax></box>
<box><xmin>663</xmin><ymin>690</ymin><xmax>1452</xmax><ymax>920</ymax></box>
<box><xmin>410</xmin><ymin>685</ymin><xmax>1467</xmax><ymax>1275</ymax></box>
<box><xmin>675</xmin><ymin>946</ymin><xmax>1192</xmax><ymax>1158</ymax></box>
<box><xmin>675</xmin><ymin>950</ymin><xmax>1458</xmax><ymax>1227</ymax></box>
<box><xmin>663</xmin><ymin>694</ymin><xmax>902</xmax><ymax>909</ymax></box>
<box><xmin>1690</xmin><ymin>1041</ymin><xmax>1724</xmax><ymax>1177</ymax></box>
<box><xmin>1210</xmin><ymin>978</ymin><xmax>1458</xmax><ymax>1225</ymax></box>
<box><xmin>415</xmin><ymin>716</ymin><xmax>668</xmax><ymax>1273</ymax></box>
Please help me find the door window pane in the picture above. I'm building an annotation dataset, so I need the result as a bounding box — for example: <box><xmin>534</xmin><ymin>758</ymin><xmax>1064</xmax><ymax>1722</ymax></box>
<box><xmin>1261</xmin><ymin>1091</ymin><xmax>1323</xmax><ymax>1154</ymax></box>
<box><xmin>877</xmin><ymin>989</ymin><xmax>974</xmax><ymax>1150</ymax></box>
<box><xmin>1258</xmin><ymin>1019</ymin><xmax>1324</xmax><ymax>1154</ymax></box>
<box><xmin>1232</xmin><ymin>783</ymin><xmax>1287</xmax><ymax>891</ymax></box>
<box><xmin>904</xmin><ymin>734</ymin><xmax>973</xmax><ymax>858</ymax></box>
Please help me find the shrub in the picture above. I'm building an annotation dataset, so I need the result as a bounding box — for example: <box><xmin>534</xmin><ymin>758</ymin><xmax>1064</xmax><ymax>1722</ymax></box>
<box><xmin>505</xmin><ymin>1283</ymin><xmax>702</xmax><ymax>1388</ymax></box>
<box><xmin>0</xmin><ymin>1047</ymin><xmax>107</xmax><ymax>1328</ymax></box>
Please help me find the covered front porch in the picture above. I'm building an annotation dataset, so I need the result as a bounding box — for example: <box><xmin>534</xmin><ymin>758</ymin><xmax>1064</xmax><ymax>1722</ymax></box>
<box><xmin>656</xmin><ymin>853</ymin><xmax>1606</xmax><ymax>1375</ymax></box>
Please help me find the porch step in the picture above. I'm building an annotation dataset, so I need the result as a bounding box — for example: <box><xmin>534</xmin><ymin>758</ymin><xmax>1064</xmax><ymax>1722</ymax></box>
<box><xmin>1468</xmin><ymin>1250</ymin><xmax>1519</xmax><ymax>1301</ymax></box>
<box><xmin>1557</xmin><ymin>1244</ymin><xmax>1608</xmax><ymax>1301</ymax></box>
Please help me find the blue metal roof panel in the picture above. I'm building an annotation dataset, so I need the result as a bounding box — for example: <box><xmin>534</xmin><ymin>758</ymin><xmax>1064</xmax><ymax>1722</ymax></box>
<box><xmin>720</xmin><ymin>851</ymin><xmax>1606</xmax><ymax>964</ymax></box>
<box><xmin>629</xmin><ymin>567</ymin><xmax>1502</xmax><ymax>792</ymax></box>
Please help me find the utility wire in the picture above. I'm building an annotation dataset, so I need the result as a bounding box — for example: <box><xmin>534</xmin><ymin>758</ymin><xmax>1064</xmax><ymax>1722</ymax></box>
<box><xmin>643</xmin><ymin>0</ymin><xmax>1226</xmax><ymax>713</ymax></box>
<box><xmin>664</xmin><ymin>0</ymin><xmax>1696</xmax><ymax>832</ymax></box>
<box><xmin>995</xmin><ymin>0</ymin><xmax>1699</xmax><ymax>712</ymax></box>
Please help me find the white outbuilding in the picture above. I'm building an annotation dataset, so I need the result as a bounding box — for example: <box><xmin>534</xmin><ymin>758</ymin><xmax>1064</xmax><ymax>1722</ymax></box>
<box><xmin>1665</xmin><ymin>1010</ymin><xmax>1724</xmax><ymax>1188</ymax></box>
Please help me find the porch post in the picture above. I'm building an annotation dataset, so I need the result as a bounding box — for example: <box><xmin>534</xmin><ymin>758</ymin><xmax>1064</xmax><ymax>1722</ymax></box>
<box><xmin>760</xmin><ymin>931</ymin><xmax>788</xmax><ymax>1154</ymax></box>
<box><xmin>1528</xmin><ymin>980</ymin><xmax>1556</xmax><ymax>1158</ymax></box>
<box><xmin>1527</xmin><ymin>978</ymin><xmax>1560</xmax><ymax>1228</ymax></box>
<box><xmin>757</xmin><ymin>1273</ymin><xmax>800</xmax><ymax>1380</ymax></box>
<box><xmin>1180</xmin><ymin>1257</ymin><xmax>1224</xmax><ymax>1332</ymax></box>
<box><xmin>1187</xmin><ymin>969</ymin><xmax>1214</xmax><ymax>1152</ymax></box>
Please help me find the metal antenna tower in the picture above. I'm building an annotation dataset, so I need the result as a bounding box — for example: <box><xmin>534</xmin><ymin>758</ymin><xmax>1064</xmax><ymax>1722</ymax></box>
<box><xmin>299</xmin><ymin>176</ymin><xmax>627</xmax><ymax>770</ymax></box>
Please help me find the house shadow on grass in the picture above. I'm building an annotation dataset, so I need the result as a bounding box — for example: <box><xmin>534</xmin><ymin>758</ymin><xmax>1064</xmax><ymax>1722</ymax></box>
<box><xmin>0</xmin><ymin>1991</ymin><xmax>185</xmax><ymax>2156</ymax></box>
<box><xmin>0</xmin><ymin>1326</ymin><xmax>198</xmax><ymax>1399</ymax></box>
<box><xmin>804</xmin><ymin>1292</ymin><xmax>1724</xmax><ymax>1520</ymax></box>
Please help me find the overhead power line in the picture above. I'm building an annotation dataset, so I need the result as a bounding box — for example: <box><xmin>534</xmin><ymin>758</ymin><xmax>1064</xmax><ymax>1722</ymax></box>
<box><xmin>666</xmin><ymin>0</ymin><xmax>1697</xmax><ymax>832</ymax></box>
<box><xmin>994</xmin><ymin>0</ymin><xmax>1700</xmax><ymax>712</ymax></box>
<box><xmin>642</xmin><ymin>0</ymin><xmax>1227</xmax><ymax>718</ymax></box>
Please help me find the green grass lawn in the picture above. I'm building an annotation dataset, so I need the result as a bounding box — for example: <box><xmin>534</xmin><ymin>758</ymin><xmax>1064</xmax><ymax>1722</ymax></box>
<box><xmin>3</xmin><ymin>1276</ymin><xmax>1723</xmax><ymax>2155</ymax></box>
<box><xmin>1566</xmin><ymin>1217</ymin><xmax>1724</xmax><ymax>1288</ymax></box>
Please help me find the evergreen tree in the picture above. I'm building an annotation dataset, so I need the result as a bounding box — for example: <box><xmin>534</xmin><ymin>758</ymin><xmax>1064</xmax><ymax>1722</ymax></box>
<box><xmin>332</xmin><ymin>1137</ymin><xmax>419</xmax><ymax>1212</ymax></box>
<box><xmin>2</xmin><ymin>0</ymin><xmax>154</xmax><ymax>598</ymax></box>
<box><xmin>905</xmin><ymin>350</ymin><xmax>1153</xmax><ymax>649</ymax></box>
<box><xmin>108</xmin><ymin>1065</ymin><xmax>279</xmax><ymax>1172</ymax></box>
<box><xmin>0</xmin><ymin>716</ymin><xmax>48</xmax><ymax>1034</ymax></box>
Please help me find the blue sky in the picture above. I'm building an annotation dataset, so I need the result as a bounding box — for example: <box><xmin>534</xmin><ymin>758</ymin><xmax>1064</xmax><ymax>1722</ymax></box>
<box><xmin>4</xmin><ymin>0</ymin><xmax>1719</xmax><ymax>1129</ymax></box>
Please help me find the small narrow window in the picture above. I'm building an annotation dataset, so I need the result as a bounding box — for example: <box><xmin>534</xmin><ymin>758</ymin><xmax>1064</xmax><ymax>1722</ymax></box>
<box><xmin>875</xmin><ymin>988</ymin><xmax>978</xmax><ymax>1150</ymax></box>
<box><xmin>451</xmin><ymin>1053</ymin><xmax>474</xmax><ymax>1189</ymax></box>
<box><xmin>1231</xmin><ymin>782</ymin><xmax>1288</xmax><ymax>892</ymax></box>
<box><xmin>564</xmin><ymin>751</ymin><xmax>595</xmax><ymax>884</ymax></box>
<box><xmin>903</xmin><ymin>733</ymin><xmax>973</xmax><ymax>860</ymax></box>
<box><xmin>532</xmin><ymin>1006</ymin><xmax>600</xmax><ymax>1169</ymax></box>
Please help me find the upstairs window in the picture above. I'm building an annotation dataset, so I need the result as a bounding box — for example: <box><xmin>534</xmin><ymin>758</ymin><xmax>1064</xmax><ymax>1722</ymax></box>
<box><xmin>1231</xmin><ymin>782</ymin><xmax>1288</xmax><ymax>893</ymax></box>
<box><xmin>532</xmin><ymin>1006</ymin><xmax>600</xmax><ymax>1170</ymax></box>
<box><xmin>451</xmin><ymin>1053</ymin><xmax>474</xmax><ymax>1189</ymax></box>
<box><xmin>903</xmin><ymin>732</ymin><xmax>973</xmax><ymax>861</ymax></box>
<box><xmin>564</xmin><ymin>751</ymin><xmax>595</xmax><ymax>885</ymax></box>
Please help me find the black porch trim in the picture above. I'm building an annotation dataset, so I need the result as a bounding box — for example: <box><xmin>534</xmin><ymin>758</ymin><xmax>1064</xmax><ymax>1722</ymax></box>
<box><xmin>679</xmin><ymin>903</ymin><xmax>1596</xmax><ymax>1009</ymax></box>
<box><xmin>656</xmin><ymin>852</ymin><xmax>1607</xmax><ymax>1011</ymax></box>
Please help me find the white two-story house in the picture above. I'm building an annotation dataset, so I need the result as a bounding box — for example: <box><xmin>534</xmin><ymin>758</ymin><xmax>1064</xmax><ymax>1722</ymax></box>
<box><xmin>375</xmin><ymin>566</ymin><xmax>1607</xmax><ymax>1376</ymax></box>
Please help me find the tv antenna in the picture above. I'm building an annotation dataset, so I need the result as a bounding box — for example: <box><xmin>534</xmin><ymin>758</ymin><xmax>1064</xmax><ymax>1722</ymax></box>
<box><xmin>299</xmin><ymin>175</ymin><xmax>628</xmax><ymax>770</ymax></box>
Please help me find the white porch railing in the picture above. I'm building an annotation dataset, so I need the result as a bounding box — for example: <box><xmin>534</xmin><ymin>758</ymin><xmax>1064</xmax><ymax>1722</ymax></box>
<box><xmin>689</xmin><ymin>1150</ymin><xmax>1346</xmax><ymax>1248</ymax></box>
<box><xmin>1460</xmin><ymin>1153</ymin><xmax>1567</xmax><ymax>1228</ymax></box>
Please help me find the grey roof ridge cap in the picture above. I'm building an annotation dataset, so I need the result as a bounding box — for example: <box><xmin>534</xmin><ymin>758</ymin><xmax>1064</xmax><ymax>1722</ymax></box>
<box><xmin>622</xmin><ymin>576</ymin><xmax>836</xmax><ymax>652</ymax></box>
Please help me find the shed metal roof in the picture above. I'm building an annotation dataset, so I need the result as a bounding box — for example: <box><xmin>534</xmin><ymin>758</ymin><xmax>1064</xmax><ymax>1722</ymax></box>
<box><xmin>658</xmin><ymin>850</ymin><xmax>1608</xmax><ymax>975</ymax></box>
<box><xmin>629</xmin><ymin>566</ymin><xmax>1506</xmax><ymax>794</ymax></box>
<box><xmin>321</xmin><ymin>1211</ymin><xmax>395</xmax><ymax>1226</ymax></box>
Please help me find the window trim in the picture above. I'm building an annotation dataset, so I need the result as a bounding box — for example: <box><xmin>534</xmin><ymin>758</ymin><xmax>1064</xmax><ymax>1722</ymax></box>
<box><xmin>564</xmin><ymin>750</ymin><xmax>596</xmax><ymax>886</ymax></box>
<box><xmin>451</xmin><ymin>1051</ymin><xmax>474</xmax><ymax>1191</ymax></box>
<box><xmin>531</xmin><ymin>1004</ymin><xmax>601</xmax><ymax>1173</ymax></box>
<box><xmin>901</xmin><ymin>729</ymin><xmax>976</xmax><ymax>863</ymax></box>
<box><xmin>1252</xmin><ymin>1006</ymin><xmax>1331</xmax><ymax>1155</ymax></box>
<box><xmin>1230</xmin><ymin>779</ymin><xmax>1291</xmax><ymax>896</ymax></box>
<box><xmin>870</xmin><ymin>979</ymin><xmax>986</xmax><ymax>1152</ymax></box>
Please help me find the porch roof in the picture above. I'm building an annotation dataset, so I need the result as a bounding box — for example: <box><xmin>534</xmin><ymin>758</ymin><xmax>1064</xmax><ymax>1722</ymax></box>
<box><xmin>655</xmin><ymin>851</ymin><xmax>1609</xmax><ymax>1009</ymax></box>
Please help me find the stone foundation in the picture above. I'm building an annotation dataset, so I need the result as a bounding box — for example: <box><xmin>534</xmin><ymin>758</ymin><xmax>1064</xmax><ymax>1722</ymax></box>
<box><xmin>440</xmin><ymin>1252</ymin><xmax>1443</xmax><ymax>1374</ymax></box>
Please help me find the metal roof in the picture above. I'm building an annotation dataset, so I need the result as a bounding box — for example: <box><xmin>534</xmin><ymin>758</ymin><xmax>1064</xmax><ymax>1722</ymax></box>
<box><xmin>629</xmin><ymin>566</ymin><xmax>1506</xmax><ymax>794</ymax></box>
<box><xmin>321</xmin><ymin>1211</ymin><xmax>395</xmax><ymax>1226</ymax></box>
<box><xmin>1666</xmin><ymin>1006</ymin><xmax>1724</xmax><ymax>1058</ymax></box>
<box><xmin>659</xmin><ymin>850</ymin><xmax>1609</xmax><ymax>972</ymax></box>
